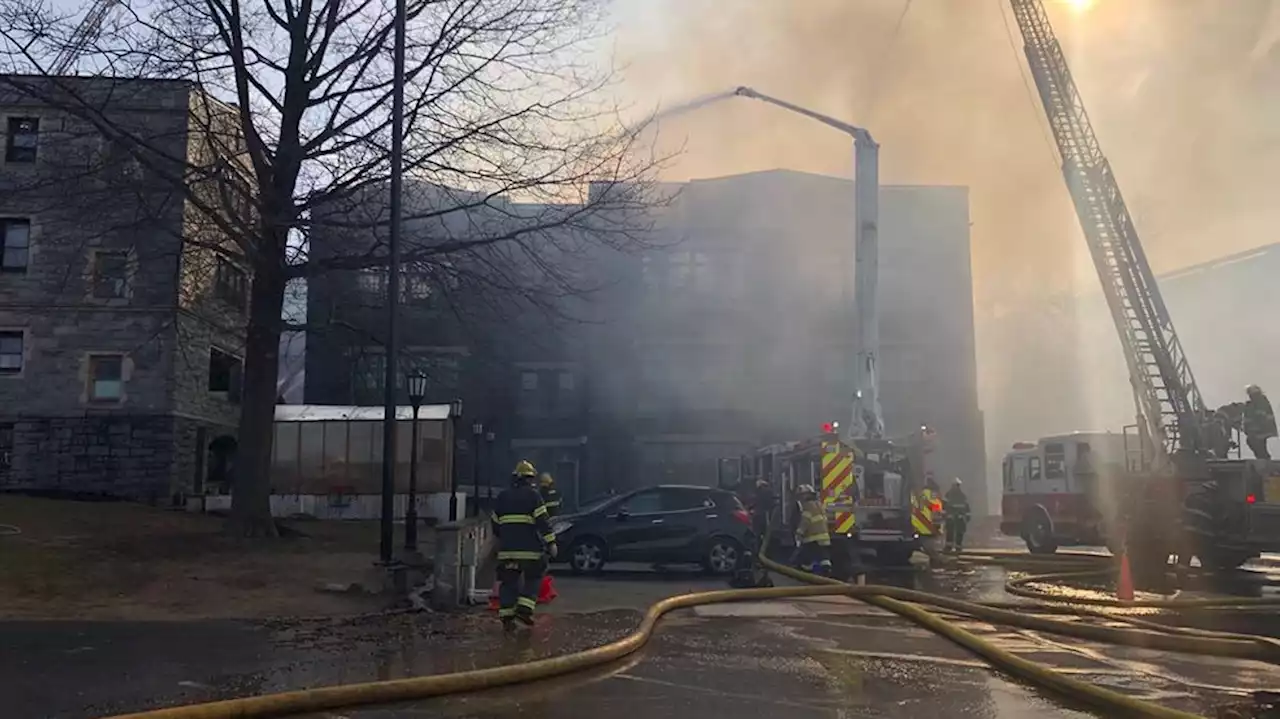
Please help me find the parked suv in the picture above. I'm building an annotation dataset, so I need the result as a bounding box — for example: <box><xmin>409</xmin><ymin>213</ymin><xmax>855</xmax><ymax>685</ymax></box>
<box><xmin>551</xmin><ymin>484</ymin><xmax>755</xmax><ymax>575</ymax></box>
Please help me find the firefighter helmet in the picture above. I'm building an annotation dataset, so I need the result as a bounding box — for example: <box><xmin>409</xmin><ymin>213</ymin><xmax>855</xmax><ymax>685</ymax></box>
<box><xmin>796</xmin><ymin>484</ymin><xmax>817</xmax><ymax>498</ymax></box>
<box><xmin>1247</xmin><ymin>384</ymin><xmax>1263</xmax><ymax>397</ymax></box>
<box><xmin>952</xmin><ymin>477</ymin><xmax>962</xmax><ymax>486</ymax></box>
<box><xmin>539</xmin><ymin>472</ymin><xmax>555</xmax><ymax>487</ymax></box>
<box><xmin>513</xmin><ymin>460</ymin><xmax>537</xmax><ymax>478</ymax></box>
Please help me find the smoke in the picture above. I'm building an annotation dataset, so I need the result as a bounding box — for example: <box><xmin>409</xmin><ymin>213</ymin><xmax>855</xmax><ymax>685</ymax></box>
<box><xmin>611</xmin><ymin>0</ymin><xmax>1280</xmax><ymax>493</ymax></box>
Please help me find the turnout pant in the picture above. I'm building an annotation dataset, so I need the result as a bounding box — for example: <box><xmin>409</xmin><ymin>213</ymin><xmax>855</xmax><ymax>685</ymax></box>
<box><xmin>497</xmin><ymin>557</ymin><xmax>546</xmax><ymax>621</ymax></box>
<box><xmin>792</xmin><ymin>542</ymin><xmax>832</xmax><ymax>573</ymax></box>
<box><xmin>944</xmin><ymin>518</ymin><xmax>968</xmax><ymax>551</ymax></box>
<box><xmin>1247</xmin><ymin>435</ymin><xmax>1272</xmax><ymax>460</ymax></box>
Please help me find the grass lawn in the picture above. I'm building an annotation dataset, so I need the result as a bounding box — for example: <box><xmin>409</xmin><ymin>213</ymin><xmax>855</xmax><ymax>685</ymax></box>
<box><xmin>0</xmin><ymin>495</ymin><xmax>409</xmax><ymax>620</ymax></box>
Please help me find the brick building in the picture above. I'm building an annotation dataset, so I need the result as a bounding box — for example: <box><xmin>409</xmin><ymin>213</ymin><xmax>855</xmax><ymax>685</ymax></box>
<box><xmin>0</xmin><ymin>76</ymin><xmax>248</xmax><ymax>500</ymax></box>
<box><xmin>306</xmin><ymin>170</ymin><xmax>986</xmax><ymax>512</ymax></box>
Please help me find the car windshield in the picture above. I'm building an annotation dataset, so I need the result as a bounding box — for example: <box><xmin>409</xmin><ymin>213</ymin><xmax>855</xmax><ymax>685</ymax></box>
<box><xmin>579</xmin><ymin>494</ymin><xmax>623</xmax><ymax>514</ymax></box>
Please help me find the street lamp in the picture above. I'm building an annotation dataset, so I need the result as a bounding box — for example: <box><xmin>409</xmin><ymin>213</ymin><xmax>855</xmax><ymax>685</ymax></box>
<box><xmin>449</xmin><ymin>398</ymin><xmax>463</xmax><ymax>521</ymax></box>
<box><xmin>404</xmin><ymin>372</ymin><xmax>428</xmax><ymax>552</ymax></box>
<box><xmin>471</xmin><ymin>420</ymin><xmax>484</xmax><ymax>509</ymax></box>
<box><xmin>484</xmin><ymin>430</ymin><xmax>495</xmax><ymax>508</ymax></box>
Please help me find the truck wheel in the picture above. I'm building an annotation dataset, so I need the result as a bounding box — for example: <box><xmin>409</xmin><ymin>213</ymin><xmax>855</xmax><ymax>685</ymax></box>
<box><xmin>1024</xmin><ymin>513</ymin><xmax>1058</xmax><ymax>555</ymax></box>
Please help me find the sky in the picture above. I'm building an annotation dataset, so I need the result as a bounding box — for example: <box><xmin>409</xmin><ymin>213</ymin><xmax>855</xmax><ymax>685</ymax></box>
<box><xmin>607</xmin><ymin>0</ymin><xmax>1280</xmax><ymax>313</ymax></box>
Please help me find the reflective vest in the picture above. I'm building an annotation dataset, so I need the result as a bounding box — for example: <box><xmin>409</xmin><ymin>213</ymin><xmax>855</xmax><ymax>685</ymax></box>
<box><xmin>797</xmin><ymin>501</ymin><xmax>831</xmax><ymax>547</ymax></box>
<box><xmin>911</xmin><ymin>489</ymin><xmax>939</xmax><ymax>536</ymax></box>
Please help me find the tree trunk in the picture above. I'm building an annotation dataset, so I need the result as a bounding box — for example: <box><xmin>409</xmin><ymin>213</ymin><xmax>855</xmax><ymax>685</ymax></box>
<box><xmin>228</xmin><ymin>264</ymin><xmax>287</xmax><ymax>538</ymax></box>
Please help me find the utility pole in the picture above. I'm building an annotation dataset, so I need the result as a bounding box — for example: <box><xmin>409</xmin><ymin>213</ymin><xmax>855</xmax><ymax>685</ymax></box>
<box><xmin>378</xmin><ymin>0</ymin><xmax>408</xmax><ymax>566</ymax></box>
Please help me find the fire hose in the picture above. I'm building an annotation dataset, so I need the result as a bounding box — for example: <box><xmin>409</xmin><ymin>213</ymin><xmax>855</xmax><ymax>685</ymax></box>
<box><xmin>102</xmin><ymin>549</ymin><xmax>1280</xmax><ymax>719</ymax></box>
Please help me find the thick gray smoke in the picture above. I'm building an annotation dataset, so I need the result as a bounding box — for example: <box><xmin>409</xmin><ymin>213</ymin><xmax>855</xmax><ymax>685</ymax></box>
<box><xmin>612</xmin><ymin>0</ymin><xmax>1280</xmax><ymax>494</ymax></box>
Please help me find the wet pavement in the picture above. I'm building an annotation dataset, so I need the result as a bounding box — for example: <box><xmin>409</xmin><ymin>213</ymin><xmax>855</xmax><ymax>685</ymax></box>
<box><xmin>5</xmin><ymin>558</ymin><xmax>1280</xmax><ymax>719</ymax></box>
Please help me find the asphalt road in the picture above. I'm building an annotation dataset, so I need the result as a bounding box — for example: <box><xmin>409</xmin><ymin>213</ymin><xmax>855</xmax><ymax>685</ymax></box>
<box><xmin>5</xmin><ymin>558</ymin><xmax>1280</xmax><ymax>719</ymax></box>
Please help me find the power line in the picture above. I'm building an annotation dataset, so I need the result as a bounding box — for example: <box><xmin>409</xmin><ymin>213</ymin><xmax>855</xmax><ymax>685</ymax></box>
<box><xmin>997</xmin><ymin>0</ymin><xmax>1061</xmax><ymax>166</ymax></box>
<box><xmin>860</xmin><ymin>0</ymin><xmax>915</xmax><ymax>121</ymax></box>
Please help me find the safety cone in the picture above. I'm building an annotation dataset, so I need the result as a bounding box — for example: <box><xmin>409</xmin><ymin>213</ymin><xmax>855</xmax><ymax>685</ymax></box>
<box><xmin>487</xmin><ymin>582</ymin><xmax>501</xmax><ymax>611</ymax></box>
<box><xmin>1116</xmin><ymin>551</ymin><xmax>1135</xmax><ymax>602</ymax></box>
<box><xmin>538</xmin><ymin>574</ymin><xmax>558</xmax><ymax>604</ymax></box>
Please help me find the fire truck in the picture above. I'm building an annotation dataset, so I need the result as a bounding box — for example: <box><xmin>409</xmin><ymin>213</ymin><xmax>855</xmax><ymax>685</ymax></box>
<box><xmin>730</xmin><ymin>423</ymin><xmax>936</xmax><ymax>570</ymax></box>
<box><xmin>1000</xmin><ymin>0</ymin><xmax>1280</xmax><ymax>569</ymax></box>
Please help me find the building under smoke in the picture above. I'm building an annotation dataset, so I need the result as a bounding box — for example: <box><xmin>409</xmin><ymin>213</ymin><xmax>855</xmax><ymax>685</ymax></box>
<box><xmin>306</xmin><ymin>169</ymin><xmax>986</xmax><ymax>512</ymax></box>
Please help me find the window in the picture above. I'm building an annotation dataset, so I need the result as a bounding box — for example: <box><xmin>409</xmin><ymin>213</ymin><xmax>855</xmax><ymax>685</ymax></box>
<box><xmin>558</xmin><ymin>371</ymin><xmax>575</xmax><ymax>392</ymax></box>
<box><xmin>88</xmin><ymin>355</ymin><xmax>124</xmax><ymax>402</ymax></box>
<box><xmin>1003</xmin><ymin>458</ymin><xmax>1014</xmax><ymax>491</ymax></box>
<box><xmin>0</xmin><ymin>422</ymin><xmax>12</xmax><ymax>472</ymax></box>
<box><xmin>669</xmin><ymin>250</ymin><xmax>710</xmax><ymax>290</ymax></box>
<box><xmin>356</xmin><ymin>268</ymin><xmax>386</xmax><ymax>295</ymax></box>
<box><xmin>92</xmin><ymin>251</ymin><xmax>129</xmax><ymax>299</ymax></box>
<box><xmin>1</xmin><ymin>219</ymin><xmax>29</xmax><ymax>272</ymax></box>
<box><xmin>5</xmin><ymin>117</ymin><xmax>39</xmax><ymax>163</ymax></box>
<box><xmin>402</xmin><ymin>272</ymin><xmax>432</xmax><ymax>301</ymax></box>
<box><xmin>521</xmin><ymin>371</ymin><xmax>538</xmax><ymax>391</ymax></box>
<box><xmin>618</xmin><ymin>490</ymin><xmax>664</xmax><ymax>515</ymax></box>
<box><xmin>661</xmin><ymin>487</ymin><xmax>710</xmax><ymax>512</ymax></box>
<box><xmin>0</xmin><ymin>331</ymin><xmax>22</xmax><ymax>374</ymax></box>
<box><xmin>214</xmin><ymin>255</ymin><xmax>248</xmax><ymax>310</ymax></box>
<box><xmin>207</xmin><ymin>347</ymin><xmax>242</xmax><ymax>399</ymax></box>
<box><xmin>1044</xmin><ymin>443</ymin><xmax>1066</xmax><ymax>480</ymax></box>
<box><xmin>1028</xmin><ymin>456</ymin><xmax>1042</xmax><ymax>482</ymax></box>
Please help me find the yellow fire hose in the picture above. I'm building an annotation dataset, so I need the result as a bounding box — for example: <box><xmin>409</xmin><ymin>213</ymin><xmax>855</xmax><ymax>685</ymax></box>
<box><xmin>101</xmin><ymin>549</ymin><xmax>1280</xmax><ymax>719</ymax></box>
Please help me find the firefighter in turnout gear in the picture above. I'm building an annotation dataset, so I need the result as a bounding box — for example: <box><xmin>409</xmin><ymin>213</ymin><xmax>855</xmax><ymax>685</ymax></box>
<box><xmin>912</xmin><ymin>480</ymin><xmax>943</xmax><ymax>563</ymax></box>
<box><xmin>492</xmin><ymin>460</ymin><xmax>558</xmax><ymax>630</ymax></box>
<box><xmin>1244</xmin><ymin>385</ymin><xmax>1276</xmax><ymax>460</ymax></box>
<box><xmin>943</xmin><ymin>478</ymin><xmax>971</xmax><ymax>553</ymax></box>
<box><xmin>538</xmin><ymin>472</ymin><xmax>563</xmax><ymax>518</ymax></box>
<box><xmin>791</xmin><ymin>485</ymin><xmax>832</xmax><ymax>575</ymax></box>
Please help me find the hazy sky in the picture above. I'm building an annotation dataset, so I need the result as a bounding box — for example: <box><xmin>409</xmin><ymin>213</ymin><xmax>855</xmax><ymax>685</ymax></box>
<box><xmin>609</xmin><ymin>0</ymin><xmax>1280</xmax><ymax>312</ymax></box>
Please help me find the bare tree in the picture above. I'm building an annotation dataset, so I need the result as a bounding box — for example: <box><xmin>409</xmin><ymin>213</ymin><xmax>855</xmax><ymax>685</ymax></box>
<box><xmin>0</xmin><ymin>0</ymin><xmax>659</xmax><ymax>535</ymax></box>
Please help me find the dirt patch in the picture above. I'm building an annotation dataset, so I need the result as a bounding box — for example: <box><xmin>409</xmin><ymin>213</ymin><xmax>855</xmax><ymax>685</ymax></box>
<box><xmin>0</xmin><ymin>496</ymin><xmax>420</xmax><ymax>620</ymax></box>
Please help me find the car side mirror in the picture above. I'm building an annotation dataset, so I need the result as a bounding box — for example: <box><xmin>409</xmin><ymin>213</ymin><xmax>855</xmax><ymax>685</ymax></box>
<box><xmin>615</xmin><ymin>510</ymin><xmax>629</xmax><ymax>522</ymax></box>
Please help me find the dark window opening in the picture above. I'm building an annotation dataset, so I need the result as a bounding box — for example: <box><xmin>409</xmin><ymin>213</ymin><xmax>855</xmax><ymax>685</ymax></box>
<box><xmin>214</xmin><ymin>255</ymin><xmax>248</xmax><ymax>311</ymax></box>
<box><xmin>1</xmin><ymin>219</ymin><xmax>30</xmax><ymax>272</ymax></box>
<box><xmin>92</xmin><ymin>251</ymin><xmax>129</xmax><ymax>298</ymax></box>
<box><xmin>0</xmin><ymin>331</ymin><xmax>22</xmax><ymax>374</ymax></box>
<box><xmin>5</xmin><ymin>117</ymin><xmax>39</xmax><ymax>163</ymax></box>
<box><xmin>618</xmin><ymin>490</ymin><xmax>663</xmax><ymax>515</ymax></box>
<box><xmin>0</xmin><ymin>422</ymin><xmax>12</xmax><ymax>472</ymax></box>
<box><xmin>1029</xmin><ymin>456</ymin><xmax>1043</xmax><ymax>482</ymax></box>
<box><xmin>1044</xmin><ymin>442</ymin><xmax>1066</xmax><ymax>480</ymax></box>
<box><xmin>88</xmin><ymin>354</ymin><xmax>124</xmax><ymax>402</ymax></box>
<box><xmin>207</xmin><ymin>347</ymin><xmax>243</xmax><ymax>401</ymax></box>
<box><xmin>661</xmin><ymin>487</ymin><xmax>710</xmax><ymax>511</ymax></box>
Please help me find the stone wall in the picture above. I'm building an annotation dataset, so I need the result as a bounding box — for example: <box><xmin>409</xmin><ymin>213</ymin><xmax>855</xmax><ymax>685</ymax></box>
<box><xmin>5</xmin><ymin>414</ymin><xmax>176</xmax><ymax>501</ymax></box>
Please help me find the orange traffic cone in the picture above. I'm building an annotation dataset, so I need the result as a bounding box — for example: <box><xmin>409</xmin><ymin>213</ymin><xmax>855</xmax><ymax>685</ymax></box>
<box><xmin>1116</xmin><ymin>551</ymin><xmax>1135</xmax><ymax>602</ymax></box>
<box><xmin>488</xmin><ymin>581</ymin><xmax>501</xmax><ymax>611</ymax></box>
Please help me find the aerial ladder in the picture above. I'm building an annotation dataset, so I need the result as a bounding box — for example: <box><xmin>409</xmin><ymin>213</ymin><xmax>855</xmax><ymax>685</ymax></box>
<box><xmin>49</xmin><ymin>0</ymin><xmax>119</xmax><ymax>75</ymax></box>
<box><xmin>1010</xmin><ymin>0</ymin><xmax>1280</xmax><ymax>567</ymax></box>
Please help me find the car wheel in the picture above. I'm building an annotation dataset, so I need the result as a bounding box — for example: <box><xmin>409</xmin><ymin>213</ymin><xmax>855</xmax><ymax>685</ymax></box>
<box><xmin>703</xmin><ymin>536</ymin><xmax>742</xmax><ymax>575</ymax></box>
<box><xmin>568</xmin><ymin>537</ymin><xmax>606</xmax><ymax>574</ymax></box>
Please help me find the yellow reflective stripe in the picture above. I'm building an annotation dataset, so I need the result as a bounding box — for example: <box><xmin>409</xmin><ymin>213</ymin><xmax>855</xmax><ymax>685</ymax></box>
<box><xmin>542</xmin><ymin>533</ymin><xmax>557</xmax><ymax>544</ymax></box>
<box><xmin>497</xmin><ymin>550</ymin><xmax>543</xmax><ymax>560</ymax></box>
<box><xmin>517</xmin><ymin>597</ymin><xmax>537</xmax><ymax>610</ymax></box>
<box><xmin>545</xmin><ymin>500</ymin><xmax>562</xmax><ymax>508</ymax></box>
<box><xmin>498</xmin><ymin>608</ymin><xmax>516</xmax><ymax>617</ymax></box>
<box><xmin>497</xmin><ymin>514</ymin><xmax>535</xmax><ymax>524</ymax></box>
<box><xmin>533</xmin><ymin>504</ymin><xmax>549</xmax><ymax>518</ymax></box>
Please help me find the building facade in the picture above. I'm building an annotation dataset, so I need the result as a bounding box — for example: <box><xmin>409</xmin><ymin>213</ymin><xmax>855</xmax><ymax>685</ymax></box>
<box><xmin>0</xmin><ymin>76</ymin><xmax>248</xmax><ymax>501</ymax></box>
<box><xmin>306</xmin><ymin>170</ymin><xmax>986</xmax><ymax>512</ymax></box>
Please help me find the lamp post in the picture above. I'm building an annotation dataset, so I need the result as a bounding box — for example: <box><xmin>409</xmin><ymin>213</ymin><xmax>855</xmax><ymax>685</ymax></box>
<box><xmin>404</xmin><ymin>372</ymin><xmax>428</xmax><ymax>552</ymax></box>
<box><xmin>471</xmin><ymin>420</ymin><xmax>484</xmax><ymax>509</ymax></box>
<box><xmin>449</xmin><ymin>398</ymin><xmax>463</xmax><ymax>521</ymax></box>
<box><xmin>484</xmin><ymin>430</ymin><xmax>495</xmax><ymax>508</ymax></box>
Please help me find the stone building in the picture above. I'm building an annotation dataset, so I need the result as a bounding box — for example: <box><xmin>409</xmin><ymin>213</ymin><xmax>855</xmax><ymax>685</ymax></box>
<box><xmin>0</xmin><ymin>76</ymin><xmax>248</xmax><ymax>501</ymax></box>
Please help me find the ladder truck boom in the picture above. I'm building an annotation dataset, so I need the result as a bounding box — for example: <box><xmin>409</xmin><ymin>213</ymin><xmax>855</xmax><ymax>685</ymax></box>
<box><xmin>1009</xmin><ymin>0</ymin><xmax>1207</xmax><ymax>471</ymax></box>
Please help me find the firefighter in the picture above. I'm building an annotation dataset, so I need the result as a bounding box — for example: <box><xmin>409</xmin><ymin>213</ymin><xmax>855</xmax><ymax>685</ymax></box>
<box><xmin>912</xmin><ymin>481</ymin><xmax>942</xmax><ymax>563</ymax></box>
<box><xmin>492</xmin><ymin>460</ymin><xmax>558</xmax><ymax>631</ymax></box>
<box><xmin>1244</xmin><ymin>385</ymin><xmax>1276</xmax><ymax>460</ymax></box>
<box><xmin>791</xmin><ymin>484</ymin><xmax>832</xmax><ymax>575</ymax></box>
<box><xmin>749</xmin><ymin>477</ymin><xmax>775</xmax><ymax>547</ymax></box>
<box><xmin>943</xmin><ymin>478</ymin><xmax>971</xmax><ymax>553</ymax></box>
<box><xmin>538</xmin><ymin>472</ymin><xmax>562</xmax><ymax>518</ymax></box>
